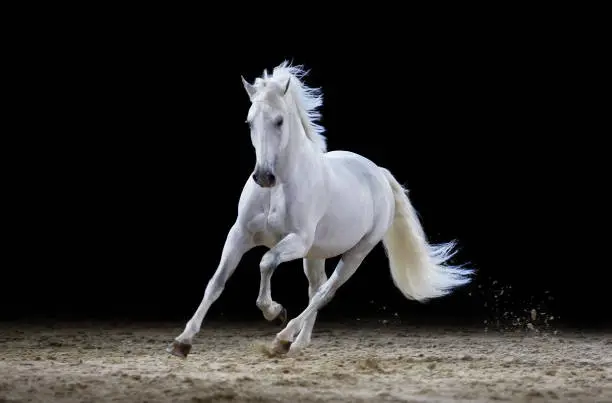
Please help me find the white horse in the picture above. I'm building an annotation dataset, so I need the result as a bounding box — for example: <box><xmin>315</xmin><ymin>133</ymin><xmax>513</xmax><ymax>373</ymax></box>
<box><xmin>167</xmin><ymin>61</ymin><xmax>473</xmax><ymax>358</ymax></box>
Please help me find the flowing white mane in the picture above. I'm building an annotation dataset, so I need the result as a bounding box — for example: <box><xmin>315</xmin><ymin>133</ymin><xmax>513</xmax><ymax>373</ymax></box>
<box><xmin>254</xmin><ymin>61</ymin><xmax>327</xmax><ymax>153</ymax></box>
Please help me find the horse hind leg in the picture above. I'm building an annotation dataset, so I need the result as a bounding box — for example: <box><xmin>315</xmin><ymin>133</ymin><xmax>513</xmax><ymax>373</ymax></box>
<box><xmin>289</xmin><ymin>258</ymin><xmax>327</xmax><ymax>353</ymax></box>
<box><xmin>273</xmin><ymin>234</ymin><xmax>381</xmax><ymax>355</ymax></box>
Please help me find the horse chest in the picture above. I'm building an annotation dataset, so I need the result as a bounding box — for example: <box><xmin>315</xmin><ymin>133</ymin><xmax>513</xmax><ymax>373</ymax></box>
<box><xmin>265</xmin><ymin>191</ymin><xmax>289</xmax><ymax>235</ymax></box>
<box><xmin>265</xmin><ymin>203</ymin><xmax>287</xmax><ymax>234</ymax></box>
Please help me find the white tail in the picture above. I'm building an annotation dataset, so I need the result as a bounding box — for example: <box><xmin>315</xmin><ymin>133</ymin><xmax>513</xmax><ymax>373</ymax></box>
<box><xmin>381</xmin><ymin>168</ymin><xmax>474</xmax><ymax>302</ymax></box>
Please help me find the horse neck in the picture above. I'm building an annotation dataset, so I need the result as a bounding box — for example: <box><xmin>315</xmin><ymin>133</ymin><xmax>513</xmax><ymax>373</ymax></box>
<box><xmin>275</xmin><ymin>114</ymin><xmax>323</xmax><ymax>184</ymax></box>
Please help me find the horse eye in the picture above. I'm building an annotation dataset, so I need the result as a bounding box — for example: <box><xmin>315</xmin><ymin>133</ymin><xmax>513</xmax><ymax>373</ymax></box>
<box><xmin>275</xmin><ymin>117</ymin><xmax>283</xmax><ymax>127</ymax></box>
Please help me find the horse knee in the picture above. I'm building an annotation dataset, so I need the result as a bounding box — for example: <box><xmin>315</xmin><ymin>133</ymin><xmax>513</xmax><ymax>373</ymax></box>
<box><xmin>260</xmin><ymin>252</ymin><xmax>279</xmax><ymax>273</ymax></box>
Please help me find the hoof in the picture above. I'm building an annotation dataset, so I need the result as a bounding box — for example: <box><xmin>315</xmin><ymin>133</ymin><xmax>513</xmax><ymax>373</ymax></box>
<box><xmin>286</xmin><ymin>344</ymin><xmax>304</xmax><ymax>357</ymax></box>
<box><xmin>166</xmin><ymin>340</ymin><xmax>192</xmax><ymax>358</ymax></box>
<box><xmin>271</xmin><ymin>339</ymin><xmax>292</xmax><ymax>355</ymax></box>
<box><xmin>274</xmin><ymin>308</ymin><xmax>288</xmax><ymax>327</ymax></box>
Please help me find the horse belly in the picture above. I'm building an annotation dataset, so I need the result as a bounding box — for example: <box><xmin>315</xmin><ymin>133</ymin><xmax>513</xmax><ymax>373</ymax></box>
<box><xmin>306</xmin><ymin>153</ymin><xmax>383</xmax><ymax>259</ymax></box>
<box><xmin>307</xmin><ymin>196</ymin><xmax>373</xmax><ymax>259</ymax></box>
<box><xmin>307</xmin><ymin>223</ymin><xmax>366</xmax><ymax>259</ymax></box>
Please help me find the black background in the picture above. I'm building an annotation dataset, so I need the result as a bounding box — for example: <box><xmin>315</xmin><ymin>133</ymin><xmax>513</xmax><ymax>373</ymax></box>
<box><xmin>4</xmin><ymin>13</ymin><xmax>607</xmax><ymax>329</ymax></box>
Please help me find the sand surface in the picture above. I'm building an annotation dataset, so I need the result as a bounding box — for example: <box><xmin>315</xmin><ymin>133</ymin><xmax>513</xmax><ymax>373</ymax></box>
<box><xmin>0</xmin><ymin>321</ymin><xmax>610</xmax><ymax>402</ymax></box>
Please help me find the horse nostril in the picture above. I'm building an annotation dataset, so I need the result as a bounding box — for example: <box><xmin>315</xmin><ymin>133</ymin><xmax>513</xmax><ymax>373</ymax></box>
<box><xmin>252</xmin><ymin>170</ymin><xmax>275</xmax><ymax>187</ymax></box>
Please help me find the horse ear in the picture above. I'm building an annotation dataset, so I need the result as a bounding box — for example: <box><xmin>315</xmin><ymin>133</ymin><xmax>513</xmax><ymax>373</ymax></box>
<box><xmin>241</xmin><ymin>76</ymin><xmax>256</xmax><ymax>100</ymax></box>
<box><xmin>283</xmin><ymin>78</ymin><xmax>291</xmax><ymax>96</ymax></box>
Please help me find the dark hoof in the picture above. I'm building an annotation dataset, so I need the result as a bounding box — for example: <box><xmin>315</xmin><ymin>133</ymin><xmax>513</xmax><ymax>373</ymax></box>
<box><xmin>272</xmin><ymin>339</ymin><xmax>292</xmax><ymax>355</ymax></box>
<box><xmin>166</xmin><ymin>340</ymin><xmax>192</xmax><ymax>358</ymax></box>
<box><xmin>274</xmin><ymin>308</ymin><xmax>288</xmax><ymax>326</ymax></box>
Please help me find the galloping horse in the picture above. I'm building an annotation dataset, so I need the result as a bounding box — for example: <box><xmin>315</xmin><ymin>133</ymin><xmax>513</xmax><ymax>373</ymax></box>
<box><xmin>167</xmin><ymin>62</ymin><xmax>472</xmax><ymax>357</ymax></box>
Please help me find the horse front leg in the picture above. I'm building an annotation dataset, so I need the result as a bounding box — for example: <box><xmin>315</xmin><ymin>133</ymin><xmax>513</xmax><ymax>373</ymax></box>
<box><xmin>255</xmin><ymin>232</ymin><xmax>312</xmax><ymax>325</ymax></box>
<box><xmin>167</xmin><ymin>222</ymin><xmax>254</xmax><ymax>358</ymax></box>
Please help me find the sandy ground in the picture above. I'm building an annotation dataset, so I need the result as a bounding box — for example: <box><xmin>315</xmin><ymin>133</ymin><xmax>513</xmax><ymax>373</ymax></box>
<box><xmin>0</xmin><ymin>321</ymin><xmax>610</xmax><ymax>402</ymax></box>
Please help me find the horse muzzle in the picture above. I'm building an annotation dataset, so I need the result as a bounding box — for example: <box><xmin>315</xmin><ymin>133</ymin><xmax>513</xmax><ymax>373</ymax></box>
<box><xmin>252</xmin><ymin>168</ymin><xmax>276</xmax><ymax>188</ymax></box>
